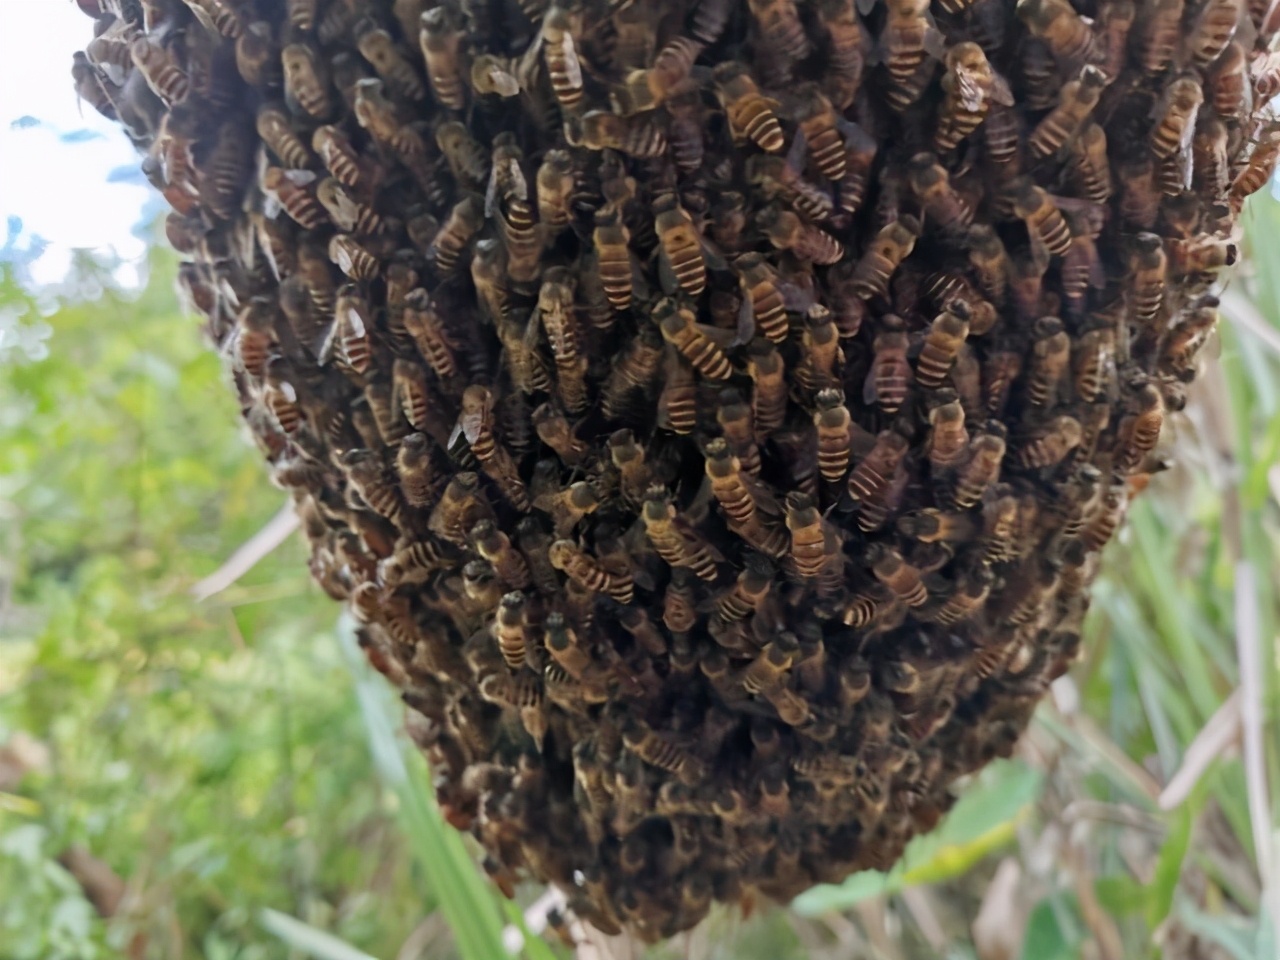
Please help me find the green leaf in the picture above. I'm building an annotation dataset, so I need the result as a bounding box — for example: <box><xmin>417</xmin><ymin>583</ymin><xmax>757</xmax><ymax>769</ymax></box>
<box><xmin>1019</xmin><ymin>899</ymin><xmax>1076</xmax><ymax>960</ymax></box>
<box><xmin>500</xmin><ymin>898</ymin><xmax>563</xmax><ymax>960</ymax></box>
<box><xmin>791</xmin><ymin>868</ymin><xmax>894</xmax><ymax>915</ymax></box>
<box><xmin>259</xmin><ymin>908</ymin><xmax>380</xmax><ymax>960</ymax></box>
<box><xmin>1147</xmin><ymin>805</ymin><xmax>1192</xmax><ymax>929</ymax></box>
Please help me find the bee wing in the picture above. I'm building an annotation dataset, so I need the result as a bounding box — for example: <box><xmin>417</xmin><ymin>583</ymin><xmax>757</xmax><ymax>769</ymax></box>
<box><xmin>734</xmin><ymin>294</ymin><xmax>756</xmax><ymax>346</ymax></box>
<box><xmin>862</xmin><ymin>362</ymin><xmax>881</xmax><ymax>405</ymax></box>
<box><xmin>923</xmin><ymin>23</ymin><xmax>947</xmax><ymax>61</ymax></box>
<box><xmin>855</xmin><ymin>0</ymin><xmax>879</xmax><ymax>16</ymax></box>
<box><xmin>656</xmin><ymin>248</ymin><xmax>680</xmax><ymax>295</ymax></box>
<box><xmin>559</xmin><ymin>33</ymin><xmax>584</xmax><ymax>88</ymax></box>
<box><xmin>484</xmin><ymin>164</ymin><xmax>503</xmax><ymax>220</ymax></box>
<box><xmin>988</xmin><ymin>71</ymin><xmax>1015</xmax><ymax>108</ymax></box>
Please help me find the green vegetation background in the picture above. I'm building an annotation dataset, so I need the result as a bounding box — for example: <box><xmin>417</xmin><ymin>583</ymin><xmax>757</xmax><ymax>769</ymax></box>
<box><xmin>1</xmin><ymin>206</ymin><xmax>1277</xmax><ymax>958</ymax></box>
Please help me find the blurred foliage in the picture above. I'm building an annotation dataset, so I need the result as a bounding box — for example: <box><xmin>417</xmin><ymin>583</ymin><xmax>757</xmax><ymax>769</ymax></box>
<box><xmin>1</xmin><ymin>199</ymin><xmax>1278</xmax><ymax>958</ymax></box>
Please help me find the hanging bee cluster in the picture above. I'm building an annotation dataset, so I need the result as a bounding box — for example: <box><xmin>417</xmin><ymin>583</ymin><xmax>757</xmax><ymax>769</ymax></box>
<box><xmin>76</xmin><ymin>0</ymin><xmax>1276</xmax><ymax>939</ymax></box>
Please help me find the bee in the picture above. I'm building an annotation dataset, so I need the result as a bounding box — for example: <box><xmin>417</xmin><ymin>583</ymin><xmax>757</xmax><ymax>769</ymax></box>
<box><xmin>917</xmin><ymin>305</ymin><xmax>970</xmax><ymax>390</ymax></box>
<box><xmin>1115</xmin><ymin>384</ymin><xmax>1164</xmax><ymax>473</ymax></box>
<box><xmin>935</xmin><ymin>42</ymin><xmax>1013</xmax><ymax>153</ymax></box>
<box><xmin>1027</xmin><ymin>65</ymin><xmax>1106</xmax><ymax>160</ymax></box>
<box><xmin>966</xmin><ymin>225</ymin><xmax>1010</xmax><ymax>304</ymax></box>
<box><xmin>534</xmin><ymin>270</ymin><xmax>588</xmax><ymax>414</ymax></box>
<box><xmin>399</xmin><ymin>292</ymin><xmax>457</xmax><ymax>383</ymax></box>
<box><xmin>281</xmin><ymin>40</ymin><xmax>332</xmax><ymax>119</ymax></box>
<box><xmin>340</xmin><ymin>449</ymin><xmax>404</xmax><ymax>523</ymax></box>
<box><xmin>1066</xmin><ymin>123</ymin><xmax>1113</xmax><ymax>204</ymax></box>
<box><xmin>356</xmin><ymin>24</ymin><xmax>425</xmax><ymax>102</ymax></box>
<box><xmin>864</xmin><ymin>316</ymin><xmax>913</xmax><ymax>414</ymax></box>
<box><xmin>642</xmin><ymin>486</ymin><xmax>721</xmax><ymax>581</ymax></box>
<box><xmin>847</xmin><ymin>429</ymin><xmax>910</xmax><ymax>523</ymax></box>
<box><xmin>746</xmin><ymin>341</ymin><xmax>788</xmax><ymax>439</ymax></box>
<box><xmin>492</xmin><ymin>592</ymin><xmax>531</xmax><ymax>670</ymax></box>
<box><xmin>613</xmin><ymin>36</ymin><xmax>702</xmax><ymax>114</ymax></box>
<box><xmin>1192</xmin><ymin>118</ymin><xmax>1231</xmax><ymax>200</ymax></box>
<box><xmin>534</xmin><ymin>480</ymin><xmax>600</xmax><ymax>538</ymax></box>
<box><xmin>311</xmin><ymin>125</ymin><xmax>366</xmax><ymax>191</ymax></box>
<box><xmin>1184</xmin><ymin>0</ymin><xmax>1242</xmax><ymax>69</ymax></box>
<box><xmin>705</xmin><ymin>438</ymin><xmax>788</xmax><ymax>556</ymax></box>
<box><xmin>1134</xmin><ymin>0</ymin><xmax>1186</xmax><ymax>76</ymax></box>
<box><xmin>785</xmin><ymin>492</ymin><xmax>836</xmax><ymax>579</ymax></box>
<box><xmin>907</xmin><ymin>153</ymin><xmax>974</xmax><ymax>236</ymax></box>
<box><xmin>593</xmin><ymin>208</ymin><xmax>635</xmax><ymax>311</ymax></box>
<box><xmin>849</xmin><ymin>218</ymin><xmax>920</xmax><ymax>299</ymax></box>
<box><xmin>71</xmin><ymin>52</ymin><xmax>117</xmax><ymax>122</ymax></box>
<box><xmin>654</xmin><ymin>193</ymin><xmax>708</xmax><ymax>298</ymax></box>
<box><xmin>737</xmin><ymin>255</ymin><xmax>790</xmax><ymax>344</ymax></box>
<box><xmin>623</xmin><ymin>720</ymin><xmax>706</xmax><ymax>785</ymax></box>
<box><xmin>321</xmin><ymin>286</ymin><xmax>375</xmax><ymax>376</ymax></box>
<box><xmin>869</xmin><ymin>544</ymin><xmax>927</xmax><ymax>607</ymax></box>
<box><xmin>541</xmin><ymin>3</ymin><xmax>585</xmax><ymax>111</ymax></box>
<box><xmin>1082</xmin><ymin>481</ymin><xmax>1129</xmax><ymax>550</ymax></box>
<box><xmin>200</xmin><ymin>122</ymin><xmax>253</xmax><ymax>222</ymax></box>
<box><xmin>549</xmin><ymin>541</ymin><xmax>634</xmax><ymax>604</ymax></box>
<box><xmin>453</xmin><ymin>385</ymin><xmax>529</xmax><ymax>510</ymax></box>
<box><xmin>1073</xmin><ymin>325</ymin><xmax>1118</xmax><ymax>402</ymax></box>
<box><xmin>532</xmin><ymin>403</ymin><xmax>588</xmax><ymax>467</ymax></box>
<box><xmin>1013</xmin><ymin>180</ymin><xmax>1072</xmax><ymax>257</ymax></box>
<box><xmin>354</xmin><ymin>78</ymin><xmax>431</xmax><ymax>163</ymax></box>
<box><xmin>815</xmin><ymin>0</ymin><xmax>866</xmax><ymax>108</ymax></box>
<box><xmin>715</xmin><ymin>62</ymin><xmax>785</xmax><ymax>153</ymax></box>
<box><xmin>813</xmin><ymin>389</ymin><xmax>855</xmax><ymax>483</ymax></box>
<box><xmin>328</xmin><ymin>234</ymin><xmax>380</xmax><ymax>282</ymax></box>
<box><xmin>927</xmin><ymin>396</ymin><xmax>969</xmax><ymax>471</ymax></box>
<box><xmin>655</xmin><ymin>299</ymin><xmax>736</xmax><ymax>381</ymax></box>
<box><xmin>1229</xmin><ymin>127</ymin><xmax>1280</xmax><ymax>212</ymax></box>
<box><xmin>794</xmin><ymin>307</ymin><xmax>843</xmax><ymax>394</ymax></box>
<box><xmin>713</xmin><ymin>559</ymin><xmax>775</xmax><ymax>623</ymax></box>
<box><xmin>747</xmin><ymin>154</ymin><xmax>836</xmax><ymax>223</ymax></box>
<box><xmin>880</xmin><ymin>0</ymin><xmax>942</xmax><ymax>112</ymax></box>
<box><xmin>1150</xmin><ymin>74</ymin><xmax>1204</xmax><ymax>167</ymax></box>
<box><xmin>418</xmin><ymin>6</ymin><xmax>467</xmax><ymax>111</ymax></box>
<box><xmin>602</xmin><ymin>325</ymin><xmax>664</xmax><ymax>421</ymax></box>
<box><xmin>1128</xmin><ymin>233</ymin><xmax>1167</xmax><ymax>332</ymax></box>
<box><xmin>255</xmin><ymin>104</ymin><xmax>313</xmax><ymax>171</ymax></box>
<box><xmin>1017</xmin><ymin>0</ymin><xmax>1096</xmax><ymax>70</ymax></box>
<box><xmin>898</xmin><ymin>506</ymin><xmax>978</xmax><ymax>543</ymax></box>
<box><xmin>1025</xmin><ymin>318</ymin><xmax>1072</xmax><ymax>407</ymax></box>
<box><xmin>130</xmin><ymin>34</ymin><xmax>189</xmax><ymax>106</ymax></box>
<box><xmin>749</xmin><ymin>0</ymin><xmax>812</xmax><ymax>65</ymax></box>
<box><xmin>428</xmin><ymin>472</ymin><xmax>492</xmax><ymax>546</ymax></box>
<box><xmin>794</xmin><ymin>85</ymin><xmax>847</xmax><ymax>181</ymax></box>
<box><xmin>716</xmin><ymin>390</ymin><xmax>764</xmax><ymax>476</ymax></box>
<box><xmin>580</xmin><ymin>111</ymin><xmax>670</xmax><ymax>158</ymax></box>
<box><xmin>436</xmin><ymin>121</ymin><xmax>489</xmax><ymax>193</ymax></box>
<box><xmin>1018</xmin><ymin>415</ymin><xmax>1083</xmax><ymax>469</ymax></box>
<box><xmin>1093</xmin><ymin>0</ymin><xmax>1136</xmax><ymax>81</ymax></box>
<box><xmin>396</xmin><ymin>433</ymin><xmax>439</xmax><ymax>507</ymax></box>
<box><xmin>952</xmin><ymin>429</ymin><xmax>1006</xmax><ymax>508</ymax></box>
<box><xmin>741</xmin><ymin>635</ymin><xmax>799</xmax><ymax>694</ymax></box>
<box><xmin>427</xmin><ymin>195</ymin><xmax>484</xmax><ymax>275</ymax></box>
<box><xmin>1160</xmin><ymin>298</ymin><xmax>1218</xmax><ymax>375</ymax></box>
<box><xmin>534</xmin><ymin>150</ymin><xmax>576</xmax><ymax>232</ymax></box>
<box><xmin>471</xmin><ymin>520</ymin><xmax>532</xmax><ymax>590</ymax></box>
<box><xmin>657</xmin><ymin>349</ymin><xmax>698</xmax><ymax>435</ymax></box>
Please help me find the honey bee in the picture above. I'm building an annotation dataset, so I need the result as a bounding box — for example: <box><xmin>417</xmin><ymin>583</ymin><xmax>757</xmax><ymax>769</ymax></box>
<box><xmin>1134</xmin><ymin>0</ymin><xmax>1186</xmax><ymax>76</ymax></box>
<box><xmin>785</xmin><ymin>492</ymin><xmax>836</xmax><ymax>579</ymax></box>
<box><xmin>436</xmin><ymin>120</ymin><xmax>489</xmax><ymax>193</ymax></box>
<box><xmin>898</xmin><ymin>506</ymin><xmax>978</xmax><ymax>543</ymax></box>
<box><xmin>1027</xmin><ymin>65</ymin><xmax>1106</xmax><ymax>160</ymax></box>
<box><xmin>328</xmin><ymin>234</ymin><xmax>381</xmax><ymax>282</ymax></box>
<box><xmin>1150</xmin><ymin>74</ymin><xmax>1204</xmax><ymax>170</ymax></box>
<box><xmin>623</xmin><ymin>719</ymin><xmax>706</xmax><ymax>785</ymax></box>
<box><xmin>869</xmin><ymin>544</ymin><xmax>928</xmax><ymax>607</ymax></box>
<box><xmin>1093</xmin><ymin>0</ymin><xmax>1136</xmax><ymax>81</ymax></box>
<box><xmin>281</xmin><ymin>40</ymin><xmax>332</xmax><ymax>119</ymax></box>
<box><xmin>322</xmin><ymin>286</ymin><xmax>375</xmax><ymax>376</ymax></box>
<box><xmin>966</xmin><ymin>225</ymin><xmax>1010</xmax><ymax>304</ymax></box>
<box><xmin>793</xmin><ymin>85</ymin><xmax>847</xmax><ymax>181</ymax></box>
<box><xmin>935</xmin><ymin>42</ymin><xmax>1013</xmax><ymax>153</ymax></box>
<box><xmin>712</xmin><ymin>558</ymin><xmax>775</xmax><ymax>624</ymax></box>
<box><xmin>653</xmin><ymin>193</ymin><xmax>708</xmax><ymax>298</ymax></box>
<box><xmin>356</xmin><ymin>23</ymin><xmax>425</xmax><ymax>102</ymax></box>
<box><xmin>534</xmin><ymin>480</ymin><xmax>600</xmax><ymax>538</ymax></box>
<box><xmin>1012</xmin><ymin>180</ymin><xmax>1072</xmax><ymax>257</ymax></box>
<box><xmin>549</xmin><ymin>540</ymin><xmax>635</xmax><ymax>603</ymax></box>
<box><xmin>849</xmin><ymin>218</ymin><xmax>920</xmax><ymax>299</ymax></box>
<box><xmin>541</xmin><ymin>3</ymin><xmax>585</xmax><ymax>111</ymax></box>
<box><xmin>916</xmin><ymin>305</ymin><xmax>970</xmax><ymax>390</ymax></box>
<box><xmin>749</xmin><ymin>0</ymin><xmax>812</xmax><ymax>66</ymax></box>
<box><xmin>578</xmin><ymin>111</ymin><xmax>669</xmax><ymax>158</ymax></box>
<box><xmin>1159</xmin><ymin>297</ymin><xmax>1218</xmax><ymax>375</ymax></box>
<box><xmin>340</xmin><ymin>448</ymin><xmax>404</xmax><ymax>524</ymax></box>
<box><xmin>815</xmin><ymin>0</ymin><xmax>866</xmax><ymax>108</ymax></box>
<box><xmin>613</xmin><ymin>36</ymin><xmax>702</xmax><ymax>115</ymax></box>
<box><xmin>736</xmin><ymin>254</ymin><xmax>790</xmax><ymax>344</ymax></box>
<box><xmin>655</xmin><ymin>299</ymin><xmax>736</xmax><ymax>381</ymax></box>
<box><xmin>746</xmin><ymin>341</ymin><xmax>788</xmax><ymax>440</ymax></box>
<box><xmin>1017</xmin><ymin>0</ymin><xmax>1096</xmax><ymax>70</ymax></box>
<box><xmin>1026</xmin><ymin>317</ymin><xmax>1071</xmax><ymax>406</ymax></box>
<box><xmin>642</xmin><ymin>486</ymin><xmax>721</xmax><ymax>581</ymax></box>
<box><xmin>130</xmin><ymin>34</ymin><xmax>189</xmax><ymax>106</ymax></box>
<box><xmin>1115</xmin><ymin>383</ymin><xmax>1164</xmax><ymax>473</ymax></box>
<box><xmin>396</xmin><ymin>433</ymin><xmax>439</xmax><ymax>507</ymax></box>
<box><xmin>952</xmin><ymin>428</ymin><xmax>1006</xmax><ymax>508</ymax></box>
<box><xmin>532</xmin><ymin>403</ymin><xmax>588</xmax><ymax>467</ymax></box>
<box><xmin>907</xmin><ymin>153</ymin><xmax>974</xmax><ymax>236</ymax></box>
<box><xmin>1073</xmin><ymin>324</ymin><xmax>1118</xmax><ymax>402</ymax></box>
<box><xmin>1184</xmin><ymin>0</ymin><xmax>1242</xmax><ymax>69</ymax></box>
<box><xmin>419</xmin><ymin>6</ymin><xmax>467</xmax><ymax>111</ymax></box>
<box><xmin>471</xmin><ymin>520</ymin><xmax>532</xmax><ymax>590</ymax></box>
<box><xmin>72</xmin><ymin>52</ymin><xmax>118</xmax><ymax>122</ymax></box>
<box><xmin>1018</xmin><ymin>415</ymin><xmax>1083</xmax><ymax>469</ymax></box>
<box><xmin>256</xmin><ymin>104</ymin><xmax>313</xmax><ymax>170</ymax></box>
<box><xmin>354</xmin><ymin>78</ymin><xmax>432</xmax><ymax>165</ymax></box>
<box><xmin>1066</xmin><ymin>123</ymin><xmax>1113</xmax><ymax>204</ymax></box>
<box><xmin>492</xmin><ymin>591</ymin><xmax>531</xmax><ymax>670</ymax></box>
<box><xmin>926</xmin><ymin>396</ymin><xmax>969</xmax><ymax>471</ymax></box>
<box><xmin>794</xmin><ymin>307</ymin><xmax>843</xmax><ymax>393</ymax></box>
<box><xmin>657</xmin><ymin>349</ymin><xmax>697</xmax><ymax>435</ymax></box>
<box><xmin>452</xmin><ymin>385</ymin><xmax>529</xmax><ymax>510</ymax></box>
<box><xmin>1128</xmin><ymin>233</ymin><xmax>1167</xmax><ymax>332</ymax></box>
<box><xmin>428</xmin><ymin>471</ymin><xmax>492</xmax><ymax>546</ymax></box>
<box><xmin>593</xmin><ymin>208</ymin><xmax>636</xmax><ymax>311</ymax></box>
<box><xmin>715</xmin><ymin>62</ymin><xmax>786</xmax><ymax>153</ymax></box>
<box><xmin>427</xmin><ymin>195</ymin><xmax>484</xmax><ymax>275</ymax></box>
<box><xmin>602</xmin><ymin>324</ymin><xmax>664</xmax><ymax>421</ymax></box>
<box><xmin>880</xmin><ymin>0</ymin><xmax>943</xmax><ymax>112</ymax></box>
<box><xmin>705</xmin><ymin>437</ymin><xmax>788</xmax><ymax>556</ymax></box>
<box><xmin>864</xmin><ymin>316</ymin><xmax>913</xmax><ymax>414</ymax></box>
<box><xmin>813</xmin><ymin>389</ymin><xmax>855</xmax><ymax>484</ymax></box>
<box><xmin>311</xmin><ymin>125</ymin><xmax>367</xmax><ymax>191</ymax></box>
<box><xmin>847</xmin><ymin>429</ymin><xmax>910</xmax><ymax>525</ymax></box>
<box><xmin>1229</xmin><ymin>127</ymin><xmax>1280</xmax><ymax>212</ymax></box>
<box><xmin>716</xmin><ymin>390</ymin><xmax>763</xmax><ymax>476</ymax></box>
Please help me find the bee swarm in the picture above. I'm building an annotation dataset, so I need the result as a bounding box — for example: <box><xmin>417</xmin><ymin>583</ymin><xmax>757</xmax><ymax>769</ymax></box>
<box><xmin>77</xmin><ymin>0</ymin><xmax>1275</xmax><ymax>940</ymax></box>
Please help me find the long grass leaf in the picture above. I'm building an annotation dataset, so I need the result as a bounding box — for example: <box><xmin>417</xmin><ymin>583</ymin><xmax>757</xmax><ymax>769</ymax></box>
<box><xmin>259</xmin><ymin>908</ymin><xmax>380</xmax><ymax>960</ymax></box>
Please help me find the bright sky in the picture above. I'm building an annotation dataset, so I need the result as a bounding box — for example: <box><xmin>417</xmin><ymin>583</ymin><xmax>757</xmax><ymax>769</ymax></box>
<box><xmin>0</xmin><ymin>0</ymin><xmax>154</xmax><ymax>287</ymax></box>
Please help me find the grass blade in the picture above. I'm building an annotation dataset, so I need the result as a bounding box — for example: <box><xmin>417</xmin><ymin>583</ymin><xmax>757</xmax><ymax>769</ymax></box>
<box><xmin>259</xmin><ymin>908</ymin><xmax>380</xmax><ymax>960</ymax></box>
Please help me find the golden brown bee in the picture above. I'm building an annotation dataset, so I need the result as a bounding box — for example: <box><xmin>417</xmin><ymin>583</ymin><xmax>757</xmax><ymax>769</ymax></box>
<box><xmin>715</xmin><ymin>62</ymin><xmax>786</xmax><ymax>153</ymax></box>
<box><xmin>1192</xmin><ymin>118</ymin><xmax>1231</xmax><ymax>200</ymax></box>
<box><xmin>869</xmin><ymin>544</ymin><xmax>928</xmax><ymax>607</ymax></box>
<box><xmin>880</xmin><ymin>0</ymin><xmax>942</xmax><ymax>112</ymax></box>
<box><xmin>916</xmin><ymin>305</ymin><xmax>970</xmax><ymax>390</ymax></box>
<box><xmin>849</xmin><ymin>218</ymin><xmax>920</xmax><ymax>299</ymax></box>
<box><xmin>655</xmin><ymin>299</ymin><xmax>736</xmax><ymax>381</ymax></box>
<box><xmin>794</xmin><ymin>85</ymin><xmax>846</xmax><ymax>181</ymax></box>
<box><xmin>593</xmin><ymin>208</ymin><xmax>636</xmax><ymax>311</ymax></box>
<box><xmin>1134</xmin><ymin>0</ymin><xmax>1186</xmax><ymax>76</ymax></box>
<box><xmin>541</xmin><ymin>3</ymin><xmax>585</xmax><ymax>111</ymax></box>
<box><xmin>783</xmin><ymin>492</ymin><xmax>834</xmax><ymax>579</ymax></box>
<box><xmin>907</xmin><ymin>153</ymin><xmax>974</xmax><ymax>236</ymax></box>
<box><xmin>705</xmin><ymin>438</ymin><xmax>788</xmax><ymax>556</ymax></box>
<box><xmin>749</xmin><ymin>0</ymin><xmax>812</xmax><ymax>66</ymax></box>
<box><xmin>713</xmin><ymin>559</ymin><xmax>775</xmax><ymax>624</ymax></box>
<box><xmin>1071</xmin><ymin>325</ymin><xmax>1117</xmax><ymax>406</ymax></box>
<box><xmin>747</xmin><ymin>154</ymin><xmax>835</xmax><ymax>223</ymax></box>
<box><xmin>471</xmin><ymin>520</ymin><xmax>532</xmax><ymax>591</ymax></box>
<box><xmin>1128</xmin><ymin>233</ymin><xmax>1167</xmax><ymax>332</ymax></box>
<box><xmin>354</xmin><ymin>78</ymin><xmax>432</xmax><ymax>164</ymax></box>
<box><xmin>492</xmin><ymin>591</ymin><xmax>531</xmax><ymax>670</ymax></box>
<box><xmin>416</xmin><ymin>7</ymin><xmax>467</xmax><ymax>111</ymax></box>
<box><xmin>1183</xmin><ymin>0</ymin><xmax>1242</xmax><ymax>69</ymax></box>
<box><xmin>1093</xmin><ymin>0</ymin><xmax>1136</xmax><ymax>81</ymax></box>
<box><xmin>602</xmin><ymin>325</ymin><xmax>664</xmax><ymax>421</ymax></box>
<box><xmin>579</xmin><ymin>110</ymin><xmax>670</xmax><ymax>157</ymax></box>
<box><xmin>1012</xmin><ymin>180</ymin><xmax>1072</xmax><ymax>257</ymax></box>
<box><xmin>1018</xmin><ymin>0</ymin><xmax>1096</xmax><ymax>70</ymax></box>
<box><xmin>534</xmin><ymin>480</ymin><xmax>600</xmax><ymax>538</ymax></box>
<box><xmin>1018</xmin><ymin>415</ymin><xmax>1083</xmax><ymax>469</ymax></box>
<box><xmin>535</xmin><ymin>269</ymin><xmax>588</xmax><ymax>414</ymax></box>
<box><xmin>1204</xmin><ymin>41</ymin><xmax>1249</xmax><ymax>123</ymax></box>
<box><xmin>256</xmin><ymin>105</ymin><xmax>312</xmax><ymax>172</ymax></box>
<box><xmin>436</xmin><ymin>120</ymin><xmax>489</xmax><ymax>192</ymax></box>
<box><xmin>847</xmin><ymin>430</ymin><xmax>910</xmax><ymax>525</ymax></box>
<box><xmin>1027</xmin><ymin>66</ymin><xmax>1106</xmax><ymax>160</ymax></box>
<box><xmin>453</xmin><ymin>385</ymin><xmax>529</xmax><ymax>510</ymax></box>
<box><xmin>532</xmin><ymin>403</ymin><xmax>588</xmax><ymax>467</ymax></box>
<box><xmin>355</xmin><ymin>24</ymin><xmax>425</xmax><ymax>103</ymax></box>
<box><xmin>657</xmin><ymin>348</ymin><xmax>697</xmax><ymax>435</ymax></box>
<box><xmin>281</xmin><ymin>40</ymin><xmax>332</xmax><ymax>119</ymax></box>
<box><xmin>745</xmin><ymin>341</ymin><xmax>788</xmax><ymax>441</ymax></box>
<box><xmin>1115</xmin><ymin>383</ymin><xmax>1165</xmax><ymax>474</ymax></box>
<box><xmin>654</xmin><ymin>193</ymin><xmax>708</xmax><ymax>298</ymax></box>
<box><xmin>935</xmin><ymin>42</ymin><xmax>1013</xmax><ymax>153</ymax></box>
<box><xmin>736</xmin><ymin>254</ymin><xmax>790</xmax><ymax>344</ymax></box>
<box><xmin>613</xmin><ymin>36</ymin><xmax>702</xmax><ymax>115</ymax></box>
<box><xmin>311</xmin><ymin>125</ymin><xmax>367</xmax><ymax>191</ymax></box>
<box><xmin>952</xmin><ymin>429</ymin><xmax>1006</xmax><ymax>508</ymax></box>
<box><xmin>396</xmin><ymin>433</ymin><xmax>438</xmax><ymax>507</ymax></box>
<box><xmin>1229</xmin><ymin>127</ymin><xmax>1280</xmax><ymax>212</ymax></box>
<box><xmin>321</xmin><ymin>285</ymin><xmax>375</xmax><ymax>376</ymax></box>
<box><xmin>643</xmin><ymin>486</ymin><xmax>721</xmax><ymax>581</ymax></box>
<box><xmin>815</xmin><ymin>0</ymin><xmax>866</xmax><ymax>108</ymax></box>
<box><xmin>966</xmin><ymin>225</ymin><xmax>1010</xmax><ymax>304</ymax></box>
<box><xmin>1150</xmin><ymin>74</ymin><xmax>1204</xmax><ymax>164</ymax></box>
<box><xmin>623</xmin><ymin>719</ymin><xmax>706</xmax><ymax>785</ymax></box>
<box><xmin>549</xmin><ymin>540</ymin><xmax>635</xmax><ymax>603</ymax></box>
<box><xmin>1160</xmin><ymin>298</ymin><xmax>1218</xmax><ymax>375</ymax></box>
<box><xmin>926</xmin><ymin>397</ymin><xmax>969</xmax><ymax>471</ymax></box>
<box><xmin>813</xmin><ymin>389</ymin><xmax>855</xmax><ymax>484</ymax></box>
<box><xmin>428</xmin><ymin>471</ymin><xmax>491</xmax><ymax>546</ymax></box>
<box><xmin>1066</xmin><ymin>123</ymin><xmax>1113</xmax><ymax>204</ymax></box>
<box><xmin>864</xmin><ymin>316</ymin><xmax>913</xmax><ymax>414</ymax></box>
<box><xmin>328</xmin><ymin>234</ymin><xmax>381</xmax><ymax>282</ymax></box>
<box><xmin>1025</xmin><ymin>317</ymin><xmax>1072</xmax><ymax>406</ymax></box>
<box><xmin>607</xmin><ymin>430</ymin><xmax>652</xmax><ymax>508</ymax></box>
<box><xmin>427</xmin><ymin>195</ymin><xmax>484</xmax><ymax>275</ymax></box>
<box><xmin>129</xmin><ymin>34</ymin><xmax>189</xmax><ymax>106</ymax></box>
